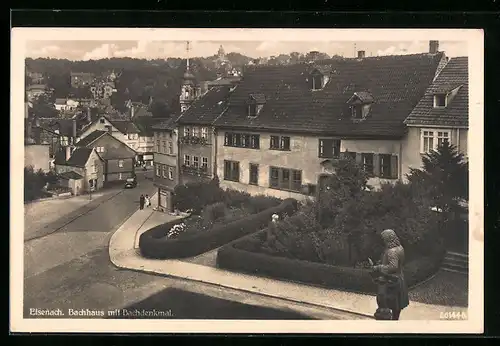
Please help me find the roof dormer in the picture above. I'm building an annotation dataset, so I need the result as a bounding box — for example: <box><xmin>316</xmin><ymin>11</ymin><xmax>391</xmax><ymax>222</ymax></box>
<box><xmin>247</xmin><ymin>93</ymin><xmax>266</xmax><ymax>117</ymax></box>
<box><xmin>346</xmin><ymin>91</ymin><xmax>374</xmax><ymax>122</ymax></box>
<box><xmin>309</xmin><ymin>66</ymin><xmax>332</xmax><ymax>91</ymax></box>
<box><xmin>432</xmin><ymin>84</ymin><xmax>462</xmax><ymax>109</ymax></box>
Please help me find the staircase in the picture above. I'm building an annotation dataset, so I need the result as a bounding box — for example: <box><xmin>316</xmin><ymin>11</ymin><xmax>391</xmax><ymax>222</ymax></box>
<box><xmin>441</xmin><ymin>251</ymin><xmax>468</xmax><ymax>274</ymax></box>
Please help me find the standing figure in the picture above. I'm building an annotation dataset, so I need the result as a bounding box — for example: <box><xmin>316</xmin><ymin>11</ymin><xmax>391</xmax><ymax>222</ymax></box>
<box><xmin>139</xmin><ymin>194</ymin><xmax>145</xmax><ymax>210</ymax></box>
<box><xmin>145</xmin><ymin>194</ymin><xmax>151</xmax><ymax>208</ymax></box>
<box><xmin>372</xmin><ymin>229</ymin><xmax>409</xmax><ymax>320</ymax></box>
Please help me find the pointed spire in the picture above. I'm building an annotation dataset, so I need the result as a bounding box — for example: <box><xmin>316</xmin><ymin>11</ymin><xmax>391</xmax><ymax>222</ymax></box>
<box><xmin>186</xmin><ymin>41</ymin><xmax>191</xmax><ymax>71</ymax></box>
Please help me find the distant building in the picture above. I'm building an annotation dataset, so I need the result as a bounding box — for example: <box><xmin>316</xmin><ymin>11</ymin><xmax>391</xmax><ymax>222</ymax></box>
<box><xmin>70</xmin><ymin>72</ymin><xmax>94</xmax><ymax>88</ymax></box>
<box><xmin>26</xmin><ymin>84</ymin><xmax>51</xmax><ymax>101</ymax></box>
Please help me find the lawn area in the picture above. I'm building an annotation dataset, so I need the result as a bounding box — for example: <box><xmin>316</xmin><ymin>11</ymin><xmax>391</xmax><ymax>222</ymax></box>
<box><xmin>409</xmin><ymin>270</ymin><xmax>468</xmax><ymax>307</ymax></box>
<box><xmin>115</xmin><ymin>288</ymin><xmax>314</xmax><ymax>320</ymax></box>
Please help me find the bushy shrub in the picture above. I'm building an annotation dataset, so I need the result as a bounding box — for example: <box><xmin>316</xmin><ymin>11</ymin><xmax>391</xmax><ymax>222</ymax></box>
<box><xmin>173</xmin><ymin>177</ymin><xmax>224</xmax><ymax>213</ymax></box>
<box><xmin>202</xmin><ymin>202</ymin><xmax>227</xmax><ymax>223</ymax></box>
<box><xmin>223</xmin><ymin>189</ymin><xmax>251</xmax><ymax>208</ymax></box>
<box><xmin>247</xmin><ymin>194</ymin><xmax>283</xmax><ymax>214</ymax></box>
<box><xmin>24</xmin><ymin>166</ymin><xmax>52</xmax><ymax>202</ymax></box>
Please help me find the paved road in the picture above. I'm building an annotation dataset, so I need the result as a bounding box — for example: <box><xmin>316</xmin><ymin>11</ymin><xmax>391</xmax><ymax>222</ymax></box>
<box><xmin>24</xmin><ymin>171</ymin><xmax>156</xmax><ymax>279</ymax></box>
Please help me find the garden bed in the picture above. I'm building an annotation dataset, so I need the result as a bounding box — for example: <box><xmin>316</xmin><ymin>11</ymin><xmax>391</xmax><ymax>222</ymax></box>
<box><xmin>139</xmin><ymin>194</ymin><xmax>298</xmax><ymax>259</ymax></box>
<box><xmin>216</xmin><ymin>229</ymin><xmax>446</xmax><ymax>295</ymax></box>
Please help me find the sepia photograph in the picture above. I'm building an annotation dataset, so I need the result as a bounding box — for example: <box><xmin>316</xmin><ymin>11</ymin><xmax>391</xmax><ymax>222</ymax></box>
<box><xmin>11</xmin><ymin>28</ymin><xmax>483</xmax><ymax>333</ymax></box>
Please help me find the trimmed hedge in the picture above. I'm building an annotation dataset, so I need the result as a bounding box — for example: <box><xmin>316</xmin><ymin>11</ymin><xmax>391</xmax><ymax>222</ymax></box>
<box><xmin>216</xmin><ymin>229</ymin><xmax>446</xmax><ymax>294</ymax></box>
<box><xmin>139</xmin><ymin>198</ymin><xmax>298</xmax><ymax>259</ymax></box>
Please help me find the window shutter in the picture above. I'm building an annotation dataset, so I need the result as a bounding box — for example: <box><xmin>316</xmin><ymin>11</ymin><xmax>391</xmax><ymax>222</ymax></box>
<box><xmin>355</xmin><ymin>153</ymin><xmax>362</xmax><ymax>165</ymax></box>
<box><xmin>391</xmin><ymin>155</ymin><xmax>399</xmax><ymax>179</ymax></box>
<box><xmin>373</xmin><ymin>154</ymin><xmax>380</xmax><ymax>177</ymax></box>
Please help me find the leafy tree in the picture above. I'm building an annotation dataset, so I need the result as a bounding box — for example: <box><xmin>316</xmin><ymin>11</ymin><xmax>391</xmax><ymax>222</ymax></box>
<box><xmin>31</xmin><ymin>95</ymin><xmax>58</xmax><ymax>118</ymax></box>
<box><xmin>24</xmin><ymin>166</ymin><xmax>50</xmax><ymax>202</ymax></box>
<box><xmin>407</xmin><ymin>141</ymin><xmax>468</xmax><ymax>212</ymax></box>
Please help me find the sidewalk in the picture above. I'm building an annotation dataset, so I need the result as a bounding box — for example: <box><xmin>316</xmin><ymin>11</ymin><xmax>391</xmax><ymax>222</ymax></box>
<box><xmin>109</xmin><ymin>204</ymin><xmax>468</xmax><ymax>320</ymax></box>
<box><xmin>25</xmin><ymin>188</ymin><xmax>124</xmax><ymax>242</ymax></box>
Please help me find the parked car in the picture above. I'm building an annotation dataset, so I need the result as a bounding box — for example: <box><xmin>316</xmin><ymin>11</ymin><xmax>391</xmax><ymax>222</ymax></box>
<box><xmin>124</xmin><ymin>176</ymin><xmax>137</xmax><ymax>189</ymax></box>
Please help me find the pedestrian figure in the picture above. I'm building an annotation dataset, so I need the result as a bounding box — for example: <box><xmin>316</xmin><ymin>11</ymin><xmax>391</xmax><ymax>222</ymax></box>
<box><xmin>371</xmin><ymin>229</ymin><xmax>409</xmax><ymax>320</ymax></box>
<box><xmin>145</xmin><ymin>194</ymin><xmax>151</xmax><ymax>208</ymax></box>
<box><xmin>139</xmin><ymin>194</ymin><xmax>145</xmax><ymax>210</ymax></box>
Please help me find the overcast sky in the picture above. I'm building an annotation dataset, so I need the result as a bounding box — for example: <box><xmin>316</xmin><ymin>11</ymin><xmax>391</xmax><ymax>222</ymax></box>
<box><xmin>25</xmin><ymin>40</ymin><xmax>468</xmax><ymax>61</ymax></box>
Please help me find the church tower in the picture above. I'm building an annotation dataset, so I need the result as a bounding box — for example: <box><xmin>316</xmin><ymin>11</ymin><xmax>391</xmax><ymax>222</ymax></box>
<box><xmin>179</xmin><ymin>41</ymin><xmax>198</xmax><ymax>113</ymax></box>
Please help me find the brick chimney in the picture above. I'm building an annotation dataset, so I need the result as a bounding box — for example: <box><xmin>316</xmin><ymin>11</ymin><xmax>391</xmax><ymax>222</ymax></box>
<box><xmin>429</xmin><ymin>41</ymin><xmax>439</xmax><ymax>54</ymax></box>
<box><xmin>357</xmin><ymin>51</ymin><xmax>366</xmax><ymax>59</ymax></box>
<box><xmin>87</xmin><ymin>107</ymin><xmax>92</xmax><ymax>122</ymax></box>
<box><xmin>130</xmin><ymin>105</ymin><xmax>135</xmax><ymax>119</ymax></box>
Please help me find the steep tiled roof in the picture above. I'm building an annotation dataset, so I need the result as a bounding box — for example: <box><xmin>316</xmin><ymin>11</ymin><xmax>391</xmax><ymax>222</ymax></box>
<box><xmin>404</xmin><ymin>57</ymin><xmax>468</xmax><ymax>127</ymax></box>
<box><xmin>58</xmin><ymin>171</ymin><xmax>84</xmax><ymax>180</ymax></box>
<box><xmin>214</xmin><ymin>52</ymin><xmax>445</xmax><ymax>138</ymax></box>
<box><xmin>177</xmin><ymin>86</ymin><xmax>232</xmax><ymax>125</ymax></box>
<box><xmin>54</xmin><ymin>147</ymin><xmax>93</xmax><ymax>167</ymax></box>
<box><xmin>109</xmin><ymin>120</ymin><xmax>140</xmax><ymax>134</ymax></box>
<box><xmin>133</xmin><ymin>117</ymin><xmax>168</xmax><ymax>136</ymax></box>
<box><xmin>76</xmin><ymin>130</ymin><xmax>107</xmax><ymax>146</ymax></box>
<box><xmin>152</xmin><ymin>117</ymin><xmax>177</xmax><ymax>131</ymax></box>
<box><xmin>75</xmin><ymin>130</ymin><xmax>136</xmax><ymax>159</ymax></box>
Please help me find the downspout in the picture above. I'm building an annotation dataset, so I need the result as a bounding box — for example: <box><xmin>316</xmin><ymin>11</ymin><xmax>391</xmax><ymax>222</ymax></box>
<box><xmin>456</xmin><ymin>128</ymin><xmax>460</xmax><ymax>152</ymax></box>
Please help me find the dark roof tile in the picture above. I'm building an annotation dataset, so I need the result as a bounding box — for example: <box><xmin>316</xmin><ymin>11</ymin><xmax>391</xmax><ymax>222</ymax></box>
<box><xmin>58</xmin><ymin>171</ymin><xmax>84</xmax><ymax>180</ymax></box>
<box><xmin>54</xmin><ymin>147</ymin><xmax>93</xmax><ymax>167</ymax></box>
<box><xmin>177</xmin><ymin>86</ymin><xmax>232</xmax><ymax>125</ymax></box>
<box><xmin>214</xmin><ymin>52</ymin><xmax>445</xmax><ymax>137</ymax></box>
<box><xmin>152</xmin><ymin>117</ymin><xmax>178</xmax><ymax>131</ymax></box>
<box><xmin>76</xmin><ymin>130</ymin><xmax>107</xmax><ymax>147</ymax></box>
<box><xmin>404</xmin><ymin>57</ymin><xmax>468</xmax><ymax>127</ymax></box>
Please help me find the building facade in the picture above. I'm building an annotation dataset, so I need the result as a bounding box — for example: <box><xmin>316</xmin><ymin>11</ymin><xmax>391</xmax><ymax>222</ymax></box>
<box><xmin>176</xmin><ymin>86</ymin><xmax>233</xmax><ymax>184</ymax></box>
<box><xmin>54</xmin><ymin>147</ymin><xmax>105</xmax><ymax>194</ymax></box>
<box><xmin>75</xmin><ymin>130</ymin><xmax>136</xmax><ymax>183</ymax></box>
<box><xmin>151</xmin><ymin>118</ymin><xmax>178</xmax><ymax>212</ymax></box>
<box><xmin>70</xmin><ymin>72</ymin><xmax>94</xmax><ymax>88</ymax></box>
<box><xmin>402</xmin><ymin>56</ymin><xmax>469</xmax><ymax>180</ymax></box>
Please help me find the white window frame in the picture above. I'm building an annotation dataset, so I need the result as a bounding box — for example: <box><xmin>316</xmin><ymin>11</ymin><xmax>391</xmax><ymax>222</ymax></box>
<box><xmin>168</xmin><ymin>141</ymin><xmax>173</xmax><ymax>154</ymax></box>
<box><xmin>184</xmin><ymin>127</ymin><xmax>190</xmax><ymax>137</ymax></box>
<box><xmin>168</xmin><ymin>167</ymin><xmax>174</xmax><ymax>180</ymax></box>
<box><xmin>162</xmin><ymin>165</ymin><xmax>168</xmax><ymax>178</ymax></box>
<box><xmin>201</xmin><ymin>157</ymin><xmax>208</xmax><ymax>171</ymax></box>
<box><xmin>193</xmin><ymin>156</ymin><xmax>199</xmax><ymax>168</ymax></box>
<box><xmin>184</xmin><ymin>155</ymin><xmax>191</xmax><ymax>166</ymax></box>
<box><xmin>118</xmin><ymin>160</ymin><xmax>124</xmax><ymax>168</ymax></box>
<box><xmin>92</xmin><ymin>163</ymin><xmax>97</xmax><ymax>173</ymax></box>
<box><xmin>433</xmin><ymin>94</ymin><xmax>448</xmax><ymax>108</ymax></box>
<box><xmin>192</xmin><ymin>127</ymin><xmax>200</xmax><ymax>137</ymax></box>
<box><xmin>201</xmin><ymin>127</ymin><xmax>208</xmax><ymax>139</ymax></box>
<box><xmin>420</xmin><ymin>129</ymin><xmax>451</xmax><ymax>153</ymax></box>
<box><xmin>155</xmin><ymin>164</ymin><xmax>161</xmax><ymax>177</ymax></box>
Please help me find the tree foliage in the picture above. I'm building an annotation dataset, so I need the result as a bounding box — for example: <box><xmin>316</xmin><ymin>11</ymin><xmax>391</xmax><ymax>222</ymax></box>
<box><xmin>407</xmin><ymin>141</ymin><xmax>468</xmax><ymax>211</ymax></box>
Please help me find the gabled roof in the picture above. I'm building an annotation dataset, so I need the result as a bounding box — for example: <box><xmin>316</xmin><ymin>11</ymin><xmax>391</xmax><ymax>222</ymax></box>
<box><xmin>177</xmin><ymin>86</ymin><xmax>232</xmax><ymax>125</ymax></box>
<box><xmin>110</xmin><ymin>120</ymin><xmax>140</xmax><ymax>134</ymax></box>
<box><xmin>348</xmin><ymin>91</ymin><xmax>374</xmax><ymax>104</ymax></box>
<box><xmin>76</xmin><ymin>130</ymin><xmax>107</xmax><ymax>146</ymax></box>
<box><xmin>404</xmin><ymin>57</ymin><xmax>468</xmax><ymax>128</ymax></box>
<box><xmin>214</xmin><ymin>52</ymin><xmax>445</xmax><ymax>138</ymax></box>
<box><xmin>54</xmin><ymin>147</ymin><xmax>94</xmax><ymax>167</ymax></box>
<box><xmin>75</xmin><ymin>130</ymin><xmax>136</xmax><ymax>159</ymax></box>
<box><xmin>152</xmin><ymin>117</ymin><xmax>177</xmax><ymax>131</ymax></box>
<box><xmin>55</xmin><ymin>98</ymin><xmax>67</xmax><ymax>105</ymax></box>
<box><xmin>58</xmin><ymin>171</ymin><xmax>84</xmax><ymax>180</ymax></box>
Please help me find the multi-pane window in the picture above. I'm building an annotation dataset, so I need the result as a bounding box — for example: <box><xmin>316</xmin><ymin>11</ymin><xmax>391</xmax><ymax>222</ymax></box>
<box><xmin>311</xmin><ymin>74</ymin><xmax>323</xmax><ymax>90</ymax></box>
<box><xmin>201</xmin><ymin>157</ymin><xmax>208</xmax><ymax>172</ymax></box>
<box><xmin>269</xmin><ymin>167</ymin><xmax>302</xmax><ymax>192</ymax></box>
<box><xmin>193</xmin><ymin>156</ymin><xmax>199</xmax><ymax>168</ymax></box>
<box><xmin>362</xmin><ymin>153</ymin><xmax>374</xmax><ymax>176</ymax></box>
<box><xmin>421</xmin><ymin>129</ymin><xmax>451</xmax><ymax>153</ymax></box>
<box><xmin>184</xmin><ymin>127</ymin><xmax>190</xmax><ymax>137</ymax></box>
<box><xmin>224</xmin><ymin>132</ymin><xmax>260</xmax><ymax>149</ymax></box>
<box><xmin>270</xmin><ymin>135</ymin><xmax>291</xmax><ymax>151</ymax></box>
<box><xmin>184</xmin><ymin>155</ymin><xmax>191</xmax><ymax>166</ymax></box>
<box><xmin>168</xmin><ymin>167</ymin><xmax>174</xmax><ymax>180</ymax></box>
<box><xmin>351</xmin><ymin>105</ymin><xmax>363</xmax><ymax>119</ymax></box>
<box><xmin>162</xmin><ymin>140</ymin><xmax>167</xmax><ymax>153</ymax></box>
<box><xmin>168</xmin><ymin>141</ymin><xmax>173</xmax><ymax>154</ymax></box>
<box><xmin>224</xmin><ymin>160</ymin><xmax>240</xmax><ymax>182</ymax></box>
<box><xmin>201</xmin><ymin>127</ymin><xmax>208</xmax><ymax>139</ymax></box>
<box><xmin>437</xmin><ymin>131</ymin><xmax>450</xmax><ymax>147</ymax></box>
<box><xmin>155</xmin><ymin>164</ymin><xmax>161</xmax><ymax>176</ymax></box>
<box><xmin>162</xmin><ymin>165</ymin><xmax>168</xmax><ymax>178</ymax></box>
<box><xmin>156</xmin><ymin>140</ymin><xmax>161</xmax><ymax>152</ymax></box>
<box><xmin>249</xmin><ymin>163</ymin><xmax>259</xmax><ymax>185</ymax></box>
<box><xmin>318</xmin><ymin>139</ymin><xmax>341</xmax><ymax>158</ymax></box>
<box><xmin>96</xmin><ymin>146</ymin><xmax>105</xmax><ymax>153</ymax></box>
<box><xmin>248</xmin><ymin>104</ymin><xmax>257</xmax><ymax>117</ymax></box>
<box><xmin>192</xmin><ymin>127</ymin><xmax>199</xmax><ymax>137</ymax></box>
<box><xmin>379</xmin><ymin>154</ymin><xmax>392</xmax><ymax>178</ymax></box>
<box><xmin>118</xmin><ymin>160</ymin><xmax>124</xmax><ymax>168</ymax></box>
